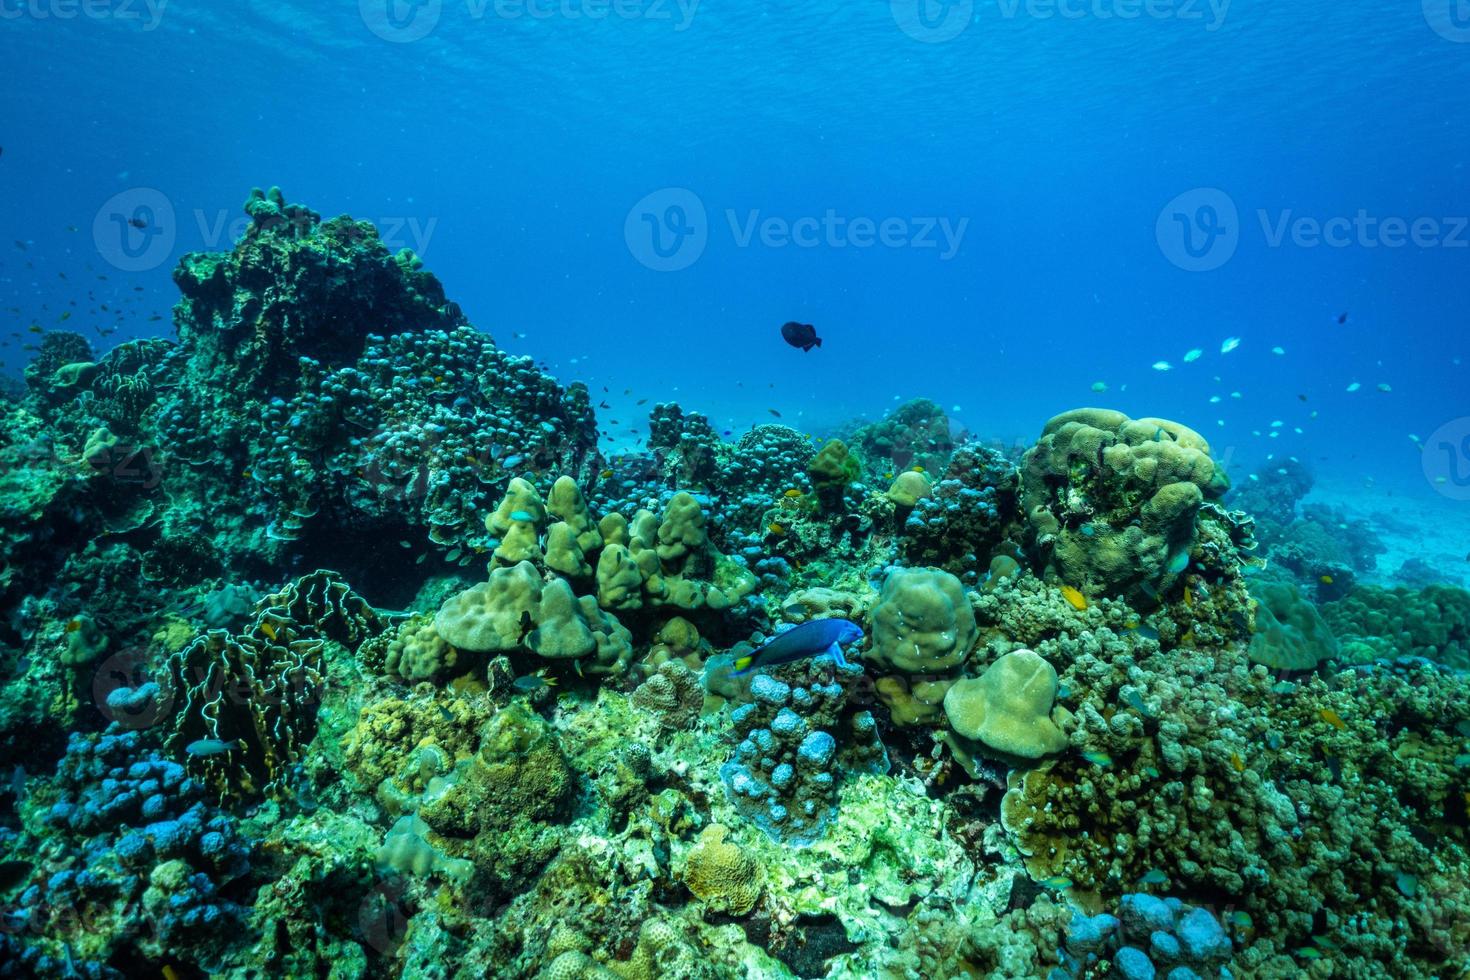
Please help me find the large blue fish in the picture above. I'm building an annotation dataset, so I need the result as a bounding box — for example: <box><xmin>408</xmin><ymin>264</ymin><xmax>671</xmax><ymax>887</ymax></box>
<box><xmin>733</xmin><ymin>618</ymin><xmax>863</xmax><ymax>675</ymax></box>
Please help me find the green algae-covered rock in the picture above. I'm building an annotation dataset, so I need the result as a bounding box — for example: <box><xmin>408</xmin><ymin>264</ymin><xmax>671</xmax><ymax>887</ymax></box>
<box><xmin>806</xmin><ymin>439</ymin><xmax>861</xmax><ymax>512</ymax></box>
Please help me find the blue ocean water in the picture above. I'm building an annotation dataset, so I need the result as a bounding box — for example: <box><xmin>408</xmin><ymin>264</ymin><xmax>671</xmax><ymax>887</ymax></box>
<box><xmin>3</xmin><ymin>0</ymin><xmax>1467</xmax><ymax>505</ymax></box>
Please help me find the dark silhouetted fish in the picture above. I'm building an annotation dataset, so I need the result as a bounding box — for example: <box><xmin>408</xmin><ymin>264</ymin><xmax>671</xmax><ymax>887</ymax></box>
<box><xmin>781</xmin><ymin>321</ymin><xmax>821</xmax><ymax>352</ymax></box>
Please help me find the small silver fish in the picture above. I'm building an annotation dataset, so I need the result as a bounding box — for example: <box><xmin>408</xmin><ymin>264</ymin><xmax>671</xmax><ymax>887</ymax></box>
<box><xmin>185</xmin><ymin>738</ymin><xmax>239</xmax><ymax>757</ymax></box>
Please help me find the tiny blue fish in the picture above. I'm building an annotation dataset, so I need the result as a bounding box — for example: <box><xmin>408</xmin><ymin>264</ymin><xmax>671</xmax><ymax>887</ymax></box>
<box><xmin>733</xmin><ymin>619</ymin><xmax>863</xmax><ymax>675</ymax></box>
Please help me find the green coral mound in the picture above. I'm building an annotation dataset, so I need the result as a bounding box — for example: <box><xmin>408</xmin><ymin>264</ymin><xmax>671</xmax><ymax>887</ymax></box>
<box><xmin>867</xmin><ymin>566</ymin><xmax>977</xmax><ymax>674</ymax></box>
<box><xmin>806</xmin><ymin>439</ymin><xmax>861</xmax><ymax>512</ymax></box>
<box><xmin>1021</xmin><ymin>408</ymin><xmax>1231</xmax><ymax>608</ymax></box>
<box><xmin>1323</xmin><ymin>583</ymin><xmax>1470</xmax><ymax>668</ymax></box>
<box><xmin>1248</xmin><ymin>579</ymin><xmax>1339</xmax><ymax>670</ymax></box>
<box><xmin>943</xmin><ymin>648</ymin><xmax>1071</xmax><ymax>760</ymax></box>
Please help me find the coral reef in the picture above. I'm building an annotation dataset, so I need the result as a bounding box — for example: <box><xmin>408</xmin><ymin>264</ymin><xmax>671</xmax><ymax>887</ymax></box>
<box><xmin>1020</xmin><ymin>408</ymin><xmax>1232</xmax><ymax>607</ymax></box>
<box><xmin>1323</xmin><ymin>582</ymin><xmax>1470</xmax><ymax>669</ymax></box>
<box><xmin>2</xmin><ymin>191</ymin><xmax>1466</xmax><ymax>980</ymax></box>
<box><xmin>719</xmin><ymin>663</ymin><xmax>888</xmax><ymax>843</ymax></box>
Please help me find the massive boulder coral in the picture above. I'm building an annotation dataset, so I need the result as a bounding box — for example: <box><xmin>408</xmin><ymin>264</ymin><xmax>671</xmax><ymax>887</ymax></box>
<box><xmin>867</xmin><ymin>566</ymin><xmax>978</xmax><ymax>674</ymax></box>
<box><xmin>1020</xmin><ymin>408</ymin><xmax>1231</xmax><ymax>607</ymax></box>
<box><xmin>943</xmin><ymin>649</ymin><xmax>1071</xmax><ymax>762</ymax></box>
<box><xmin>20</xmin><ymin>189</ymin><xmax>601</xmax><ymax>605</ymax></box>
<box><xmin>1247</xmin><ymin>579</ymin><xmax>1338</xmax><ymax>670</ymax></box>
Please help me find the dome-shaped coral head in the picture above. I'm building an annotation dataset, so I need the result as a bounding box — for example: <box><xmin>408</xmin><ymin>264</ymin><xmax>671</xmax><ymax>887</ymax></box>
<box><xmin>733</xmin><ymin>618</ymin><xmax>863</xmax><ymax>675</ymax></box>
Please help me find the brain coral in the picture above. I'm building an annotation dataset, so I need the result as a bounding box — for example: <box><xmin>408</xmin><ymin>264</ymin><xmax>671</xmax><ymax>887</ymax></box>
<box><xmin>681</xmin><ymin>823</ymin><xmax>763</xmax><ymax>916</ymax></box>
<box><xmin>1020</xmin><ymin>408</ymin><xmax>1229</xmax><ymax>607</ymax></box>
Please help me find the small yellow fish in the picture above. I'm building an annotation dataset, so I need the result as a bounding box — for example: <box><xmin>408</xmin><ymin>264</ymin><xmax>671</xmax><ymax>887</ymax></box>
<box><xmin>434</xmin><ymin>375</ymin><xmax>444</xmax><ymax>383</ymax></box>
<box><xmin>1319</xmin><ymin>574</ymin><xmax>1334</xmax><ymax>585</ymax></box>
<box><xmin>27</xmin><ymin>324</ymin><xmax>42</xmax><ymax>334</ymax></box>
<box><xmin>259</xmin><ymin>621</ymin><xmax>278</xmax><ymax>641</ymax></box>
<box><xmin>64</xmin><ymin>619</ymin><xmax>82</xmax><ymax>633</ymax></box>
<box><xmin>883</xmin><ymin>471</ymin><xmax>894</xmax><ymax>479</ymax></box>
<box><xmin>600</xmin><ymin>469</ymin><xmax>614</xmax><ymax>479</ymax></box>
<box><xmin>1320</xmin><ymin>708</ymin><xmax>1347</xmax><ymax>731</ymax></box>
<box><xmin>783</xmin><ymin>489</ymin><xmax>803</xmax><ymax>499</ymax></box>
<box><xmin>1230</xmin><ymin>751</ymin><xmax>1246</xmax><ymax>772</ymax></box>
<box><xmin>911</xmin><ymin>465</ymin><xmax>925</xmax><ymax>473</ymax></box>
<box><xmin>767</xmin><ymin>522</ymin><xmax>786</xmax><ymax>536</ymax></box>
<box><xmin>1060</xmin><ymin>586</ymin><xmax>1088</xmax><ymax>611</ymax></box>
